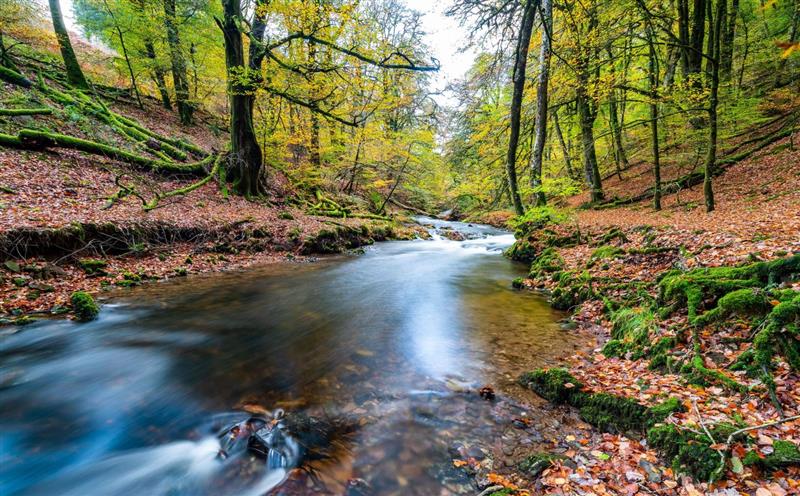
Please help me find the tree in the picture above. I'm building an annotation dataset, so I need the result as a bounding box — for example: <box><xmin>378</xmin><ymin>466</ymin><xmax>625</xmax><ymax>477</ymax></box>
<box><xmin>704</xmin><ymin>0</ymin><xmax>726</xmax><ymax>212</ymax></box>
<box><xmin>100</xmin><ymin>0</ymin><xmax>142</xmax><ymax>107</ymax></box>
<box><xmin>639</xmin><ymin>1</ymin><xmax>662</xmax><ymax>210</ymax></box>
<box><xmin>163</xmin><ymin>0</ymin><xmax>192</xmax><ymax>125</ymax></box>
<box><xmin>219</xmin><ymin>0</ymin><xmax>263</xmax><ymax>196</ymax></box>
<box><xmin>530</xmin><ymin>0</ymin><xmax>552</xmax><ymax>207</ymax></box>
<box><xmin>218</xmin><ymin>0</ymin><xmax>438</xmax><ymax>197</ymax></box>
<box><xmin>720</xmin><ymin>0</ymin><xmax>739</xmax><ymax>78</ymax></box>
<box><xmin>572</xmin><ymin>4</ymin><xmax>604</xmax><ymax>203</ymax></box>
<box><xmin>48</xmin><ymin>0</ymin><xmax>89</xmax><ymax>88</ymax></box>
<box><xmin>505</xmin><ymin>0</ymin><xmax>538</xmax><ymax>215</ymax></box>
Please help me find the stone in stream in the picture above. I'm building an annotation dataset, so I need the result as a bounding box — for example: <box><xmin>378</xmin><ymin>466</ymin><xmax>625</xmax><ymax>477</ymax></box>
<box><xmin>217</xmin><ymin>409</ymin><xmax>356</xmax><ymax>471</ymax></box>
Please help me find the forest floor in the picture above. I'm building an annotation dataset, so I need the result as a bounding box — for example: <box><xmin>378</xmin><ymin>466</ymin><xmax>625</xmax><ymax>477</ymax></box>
<box><xmin>473</xmin><ymin>131</ymin><xmax>800</xmax><ymax>495</ymax></box>
<box><xmin>0</xmin><ymin>83</ymin><xmax>419</xmax><ymax>324</ymax></box>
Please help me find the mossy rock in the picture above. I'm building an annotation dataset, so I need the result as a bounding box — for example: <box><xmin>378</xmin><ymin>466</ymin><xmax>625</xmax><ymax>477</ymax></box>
<box><xmin>550</xmin><ymin>270</ymin><xmax>592</xmax><ymax>310</ymax></box>
<box><xmin>659</xmin><ymin>255</ymin><xmax>800</xmax><ymax>323</ymax></box>
<box><xmin>521</xmin><ymin>369</ymin><xmax>684</xmax><ymax>434</ymax></box>
<box><xmin>598</xmin><ymin>227</ymin><xmax>629</xmax><ymax>245</ymax></box>
<box><xmin>693</xmin><ymin>288</ymin><xmax>772</xmax><ymax>327</ymax></box>
<box><xmin>518</xmin><ymin>368</ymin><xmax>584</xmax><ymax>405</ymax></box>
<box><xmin>78</xmin><ymin>258</ymin><xmax>108</xmax><ymax>275</ymax></box>
<box><xmin>518</xmin><ymin>452</ymin><xmax>570</xmax><ymax>478</ymax></box>
<box><xmin>529</xmin><ymin>247</ymin><xmax>565</xmax><ymax>279</ymax></box>
<box><xmin>278</xmin><ymin>211</ymin><xmax>294</xmax><ymax>220</ymax></box>
<box><xmin>743</xmin><ymin>440</ymin><xmax>800</xmax><ymax>470</ymax></box>
<box><xmin>512</xmin><ymin>277</ymin><xmax>524</xmax><ymax>289</ymax></box>
<box><xmin>648</xmin><ymin>397</ymin><xmax>684</xmax><ymax>423</ymax></box>
<box><xmin>579</xmin><ymin>393</ymin><xmax>651</xmax><ymax>432</ymax></box>
<box><xmin>648</xmin><ymin>337</ymin><xmax>679</xmax><ymax>372</ymax></box>
<box><xmin>505</xmin><ymin>239</ymin><xmax>540</xmax><ymax>264</ymax></box>
<box><xmin>71</xmin><ymin>291</ymin><xmax>99</xmax><ymax>322</ymax></box>
<box><xmin>646</xmin><ymin>425</ymin><xmax>720</xmax><ymax>482</ymax></box>
<box><xmin>647</xmin><ymin>422</ymin><xmax>748</xmax><ymax>482</ymax></box>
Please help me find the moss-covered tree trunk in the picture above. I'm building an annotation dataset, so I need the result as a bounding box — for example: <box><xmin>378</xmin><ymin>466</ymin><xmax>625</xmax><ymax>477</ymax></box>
<box><xmin>144</xmin><ymin>40</ymin><xmax>172</xmax><ymax>110</ymax></box>
<box><xmin>221</xmin><ymin>0</ymin><xmax>263</xmax><ymax>196</ymax></box>
<box><xmin>48</xmin><ymin>0</ymin><xmax>88</xmax><ymax>89</ymax></box>
<box><xmin>530</xmin><ymin>0</ymin><xmax>552</xmax><ymax>207</ymax></box>
<box><xmin>577</xmin><ymin>90</ymin><xmax>603</xmax><ymax>203</ymax></box>
<box><xmin>308</xmin><ymin>40</ymin><xmax>322</xmax><ymax>170</ymax></box>
<box><xmin>163</xmin><ymin>0</ymin><xmax>193</xmax><ymax>125</ymax></box>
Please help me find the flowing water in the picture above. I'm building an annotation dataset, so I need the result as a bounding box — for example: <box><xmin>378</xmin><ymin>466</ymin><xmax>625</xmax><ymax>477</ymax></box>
<box><xmin>0</xmin><ymin>218</ymin><xmax>583</xmax><ymax>495</ymax></box>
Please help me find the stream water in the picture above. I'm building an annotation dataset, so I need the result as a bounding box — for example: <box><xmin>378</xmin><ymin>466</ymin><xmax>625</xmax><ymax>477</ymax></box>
<box><xmin>0</xmin><ymin>218</ymin><xmax>582</xmax><ymax>495</ymax></box>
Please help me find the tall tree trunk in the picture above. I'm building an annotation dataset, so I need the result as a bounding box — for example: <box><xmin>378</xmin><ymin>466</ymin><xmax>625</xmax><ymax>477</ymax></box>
<box><xmin>577</xmin><ymin>89</ymin><xmax>603</xmax><ymax>202</ymax></box>
<box><xmin>48</xmin><ymin>0</ymin><xmax>88</xmax><ymax>88</ymax></box>
<box><xmin>662</xmin><ymin>44</ymin><xmax>680</xmax><ymax>88</ymax></box>
<box><xmin>308</xmin><ymin>41</ymin><xmax>322</xmax><ymax>169</ymax></box>
<box><xmin>720</xmin><ymin>0</ymin><xmax>738</xmax><ymax>78</ymax></box>
<box><xmin>642</xmin><ymin>12</ymin><xmax>662</xmax><ymax>210</ymax></box>
<box><xmin>576</xmin><ymin>10</ymin><xmax>603</xmax><ymax>203</ymax></box>
<box><xmin>688</xmin><ymin>0</ymin><xmax>706</xmax><ymax>76</ymax></box>
<box><xmin>530</xmin><ymin>0</ymin><xmax>551</xmax><ymax>207</ymax></box>
<box><xmin>144</xmin><ymin>40</ymin><xmax>172</xmax><ymax>110</ymax></box>
<box><xmin>606</xmin><ymin>47</ymin><xmax>629</xmax><ymax>178</ymax></box>
<box><xmin>505</xmin><ymin>0</ymin><xmax>538</xmax><ymax>215</ymax></box>
<box><xmin>704</xmin><ymin>0</ymin><xmax>725</xmax><ymax>212</ymax></box>
<box><xmin>221</xmin><ymin>0</ymin><xmax>263</xmax><ymax>196</ymax></box>
<box><xmin>704</xmin><ymin>0</ymin><xmax>715</xmax><ymax>78</ymax></box>
<box><xmin>678</xmin><ymin>0</ymin><xmax>691</xmax><ymax>75</ymax></box>
<box><xmin>164</xmin><ymin>0</ymin><xmax>193</xmax><ymax>125</ymax></box>
<box><xmin>552</xmin><ymin>109</ymin><xmax>576</xmax><ymax>180</ymax></box>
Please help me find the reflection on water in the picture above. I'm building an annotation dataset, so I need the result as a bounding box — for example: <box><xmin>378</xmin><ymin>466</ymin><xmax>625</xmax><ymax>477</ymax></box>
<box><xmin>0</xmin><ymin>218</ymin><xmax>579</xmax><ymax>495</ymax></box>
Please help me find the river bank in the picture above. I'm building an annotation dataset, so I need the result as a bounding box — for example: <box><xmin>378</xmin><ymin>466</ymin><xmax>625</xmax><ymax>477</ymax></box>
<box><xmin>0</xmin><ymin>214</ymin><xmax>425</xmax><ymax>325</ymax></box>
<box><xmin>483</xmin><ymin>138</ymin><xmax>800</xmax><ymax>496</ymax></box>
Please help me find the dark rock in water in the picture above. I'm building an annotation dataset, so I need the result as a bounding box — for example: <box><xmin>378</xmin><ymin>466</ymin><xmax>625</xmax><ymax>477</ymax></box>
<box><xmin>218</xmin><ymin>410</ymin><xmax>356</xmax><ymax>471</ymax></box>
<box><xmin>479</xmin><ymin>386</ymin><xmax>496</xmax><ymax>401</ymax></box>
<box><xmin>439</xmin><ymin>229</ymin><xmax>466</xmax><ymax>241</ymax></box>
<box><xmin>466</xmin><ymin>445</ymin><xmax>486</xmax><ymax>461</ymax></box>
<box><xmin>217</xmin><ymin>416</ymin><xmax>267</xmax><ymax>460</ymax></box>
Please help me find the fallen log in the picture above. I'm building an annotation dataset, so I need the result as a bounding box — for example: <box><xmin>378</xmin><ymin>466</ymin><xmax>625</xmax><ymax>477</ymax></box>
<box><xmin>0</xmin><ymin>65</ymin><xmax>32</xmax><ymax>87</ymax></box>
<box><xmin>13</xmin><ymin>128</ymin><xmax>210</xmax><ymax>174</ymax></box>
<box><xmin>0</xmin><ymin>108</ymin><xmax>53</xmax><ymax>116</ymax></box>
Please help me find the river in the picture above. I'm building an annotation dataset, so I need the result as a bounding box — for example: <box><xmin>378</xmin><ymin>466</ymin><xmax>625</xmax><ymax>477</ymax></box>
<box><xmin>0</xmin><ymin>218</ymin><xmax>582</xmax><ymax>495</ymax></box>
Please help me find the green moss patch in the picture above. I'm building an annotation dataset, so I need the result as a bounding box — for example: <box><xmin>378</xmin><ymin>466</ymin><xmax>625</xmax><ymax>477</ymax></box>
<box><xmin>78</xmin><ymin>258</ymin><xmax>108</xmax><ymax>275</ymax></box>
<box><xmin>742</xmin><ymin>440</ymin><xmax>800</xmax><ymax>470</ymax></box>
<box><xmin>528</xmin><ymin>247</ymin><xmax>565</xmax><ymax>279</ymax></box>
<box><xmin>550</xmin><ymin>270</ymin><xmax>593</xmax><ymax>310</ymax></box>
<box><xmin>70</xmin><ymin>291</ymin><xmax>99</xmax><ymax>321</ymax></box>
<box><xmin>518</xmin><ymin>368</ymin><xmax>684</xmax><ymax>433</ymax></box>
